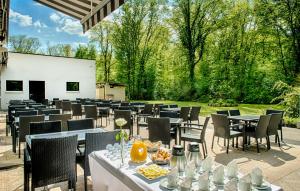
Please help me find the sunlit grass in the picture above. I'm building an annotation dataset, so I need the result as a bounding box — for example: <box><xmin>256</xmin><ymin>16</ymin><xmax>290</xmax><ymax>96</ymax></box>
<box><xmin>134</xmin><ymin>100</ymin><xmax>283</xmax><ymax>116</ymax></box>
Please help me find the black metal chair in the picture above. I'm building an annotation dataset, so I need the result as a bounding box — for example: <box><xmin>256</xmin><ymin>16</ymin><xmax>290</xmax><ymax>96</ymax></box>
<box><xmin>29</xmin><ymin>121</ymin><xmax>62</xmax><ymax>135</ymax></box>
<box><xmin>114</xmin><ymin>110</ymin><xmax>133</xmax><ymax>136</ymax></box>
<box><xmin>179</xmin><ymin>117</ymin><xmax>210</xmax><ymax>157</ymax></box>
<box><xmin>24</xmin><ymin>135</ymin><xmax>78</xmax><ymax>191</ymax></box>
<box><xmin>266</xmin><ymin>109</ymin><xmax>284</xmax><ymax>141</ymax></box>
<box><xmin>245</xmin><ymin>115</ymin><xmax>271</xmax><ymax>153</ymax></box>
<box><xmin>67</xmin><ymin>118</ymin><xmax>94</xmax><ymax>131</ymax></box>
<box><xmin>49</xmin><ymin>114</ymin><xmax>72</xmax><ymax>131</ymax></box>
<box><xmin>148</xmin><ymin>117</ymin><xmax>171</xmax><ymax>147</ymax></box>
<box><xmin>211</xmin><ymin>114</ymin><xmax>243</xmax><ymax>154</ymax></box>
<box><xmin>77</xmin><ymin>131</ymin><xmax>119</xmax><ymax>191</ymax></box>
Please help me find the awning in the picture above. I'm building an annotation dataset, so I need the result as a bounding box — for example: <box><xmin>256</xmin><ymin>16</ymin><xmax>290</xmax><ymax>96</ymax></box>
<box><xmin>34</xmin><ymin>0</ymin><xmax>126</xmax><ymax>33</ymax></box>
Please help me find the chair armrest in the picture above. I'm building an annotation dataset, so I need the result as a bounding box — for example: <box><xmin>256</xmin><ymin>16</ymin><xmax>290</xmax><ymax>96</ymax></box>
<box><xmin>179</xmin><ymin>126</ymin><xmax>203</xmax><ymax>131</ymax></box>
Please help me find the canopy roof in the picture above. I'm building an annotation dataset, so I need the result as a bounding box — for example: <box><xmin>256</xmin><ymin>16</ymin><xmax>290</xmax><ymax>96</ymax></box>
<box><xmin>34</xmin><ymin>0</ymin><xmax>125</xmax><ymax>32</ymax></box>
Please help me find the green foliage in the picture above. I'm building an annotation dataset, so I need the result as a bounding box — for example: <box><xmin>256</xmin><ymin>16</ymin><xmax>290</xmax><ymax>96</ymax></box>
<box><xmin>8</xmin><ymin>35</ymin><xmax>41</xmax><ymax>54</ymax></box>
<box><xmin>74</xmin><ymin>44</ymin><xmax>96</xmax><ymax>60</ymax></box>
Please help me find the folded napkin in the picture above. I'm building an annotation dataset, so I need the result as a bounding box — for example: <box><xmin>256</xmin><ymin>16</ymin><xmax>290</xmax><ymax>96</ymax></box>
<box><xmin>226</xmin><ymin>160</ymin><xmax>238</xmax><ymax>178</ymax></box>
<box><xmin>185</xmin><ymin>160</ymin><xmax>196</xmax><ymax>178</ymax></box>
<box><xmin>224</xmin><ymin>179</ymin><xmax>238</xmax><ymax>191</ymax></box>
<box><xmin>198</xmin><ymin>172</ymin><xmax>209</xmax><ymax>191</ymax></box>
<box><xmin>202</xmin><ymin>156</ymin><xmax>213</xmax><ymax>172</ymax></box>
<box><xmin>180</xmin><ymin>176</ymin><xmax>193</xmax><ymax>191</ymax></box>
<box><xmin>213</xmin><ymin>165</ymin><xmax>224</xmax><ymax>184</ymax></box>
<box><xmin>251</xmin><ymin>167</ymin><xmax>263</xmax><ymax>186</ymax></box>
<box><xmin>167</xmin><ymin>167</ymin><xmax>178</xmax><ymax>187</ymax></box>
<box><xmin>238</xmin><ymin>174</ymin><xmax>251</xmax><ymax>191</ymax></box>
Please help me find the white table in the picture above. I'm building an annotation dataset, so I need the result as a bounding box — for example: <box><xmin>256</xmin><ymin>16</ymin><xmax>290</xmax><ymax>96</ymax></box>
<box><xmin>89</xmin><ymin>150</ymin><xmax>283</xmax><ymax>191</ymax></box>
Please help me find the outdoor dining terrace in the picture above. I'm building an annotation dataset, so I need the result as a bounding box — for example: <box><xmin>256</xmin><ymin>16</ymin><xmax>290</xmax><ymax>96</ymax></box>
<box><xmin>1</xmin><ymin>98</ymin><xmax>300</xmax><ymax>191</ymax></box>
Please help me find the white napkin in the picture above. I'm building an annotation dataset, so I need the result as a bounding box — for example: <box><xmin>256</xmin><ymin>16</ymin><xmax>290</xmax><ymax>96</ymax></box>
<box><xmin>202</xmin><ymin>156</ymin><xmax>213</xmax><ymax>172</ymax></box>
<box><xmin>198</xmin><ymin>172</ymin><xmax>209</xmax><ymax>191</ymax></box>
<box><xmin>226</xmin><ymin>160</ymin><xmax>238</xmax><ymax>178</ymax></box>
<box><xmin>167</xmin><ymin>167</ymin><xmax>178</xmax><ymax>187</ymax></box>
<box><xmin>185</xmin><ymin>160</ymin><xmax>195</xmax><ymax>178</ymax></box>
<box><xmin>213</xmin><ymin>165</ymin><xmax>224</xmax><ymax>184</ymax></box>
<box><xmin>251</xmin><ymin>167</ymin><xmax>263</xmax><ymax>186</ymax></box>
<box><xmin>224</xmin><ymin>179</ymin><xmax>238</xmax><ymax>191</ymax></box>
<box><xmin>238</xmin><ymin>174</ymin><xmax>251</xmax><ymax>191</ymax></box>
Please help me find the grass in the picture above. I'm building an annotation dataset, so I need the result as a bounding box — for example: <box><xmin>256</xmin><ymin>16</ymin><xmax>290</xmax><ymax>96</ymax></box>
<box><xmin>135</xmin><ymin>100</ymin><xmax>284</xmax><ymax>117</ymax></box>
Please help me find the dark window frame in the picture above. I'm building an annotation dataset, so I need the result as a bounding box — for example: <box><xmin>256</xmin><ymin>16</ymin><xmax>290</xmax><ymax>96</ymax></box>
<box><xmin>6</xmin><ymin>80</ymin><xmax>23</xmax><ymax>91</ymax></box>
<box><xmin>66</xmin><ymin>82</ymin><xmax>80</xmax><ymax>92</ymax></box>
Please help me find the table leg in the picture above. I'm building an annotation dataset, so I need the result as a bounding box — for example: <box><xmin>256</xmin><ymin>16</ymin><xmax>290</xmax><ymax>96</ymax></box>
<box><xmin>12</xmin><ymin>124</ymin><xmax>16</xmax><ymax>153</ymax></box>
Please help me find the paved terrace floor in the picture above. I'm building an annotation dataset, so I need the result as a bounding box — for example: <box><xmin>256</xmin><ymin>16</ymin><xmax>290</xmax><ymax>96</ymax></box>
<box><xmin>1</xmin><ymin>112</ymin><xmax>300</xmax><ymax>191</ymax></box>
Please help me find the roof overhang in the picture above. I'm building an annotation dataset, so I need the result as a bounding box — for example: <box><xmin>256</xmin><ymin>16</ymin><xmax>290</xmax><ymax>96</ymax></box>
<box><xmin>0</xmin><ymin>0</ymin><xmax>10</xmax><ymax>67</ymax></box>
<box><xmin>34</xmin><ymin>0</ymin><xmax>126</xmax><ymax>32</ymax></box>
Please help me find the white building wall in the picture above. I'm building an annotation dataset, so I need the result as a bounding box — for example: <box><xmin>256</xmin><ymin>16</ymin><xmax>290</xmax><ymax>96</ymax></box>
<box><xmin>0</xmin><ymin>52</ymin><xmax>96</xmax><ymax>109</ymax></box>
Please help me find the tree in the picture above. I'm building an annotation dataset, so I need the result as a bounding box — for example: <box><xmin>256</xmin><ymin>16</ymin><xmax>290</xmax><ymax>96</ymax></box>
<box><xmin>74</xmin><ymin>44</ymin><xmax>96</xmax><ymax>60</ymax></box>
<box><xmin>8</xmin><ymin>35</ymin><xmax>41</xmax><ymax>53</ymax></box>
<box><xmin>89</xmin><ymin>21</ymin><xmax>114</xmax><ymax>82</ymax></box>
<box><xmin>112</xmin><ymin>0</ymin><xmax>164</xmax><ymax>99</ymax></box>
<box><xmin>46</xmin><ymin>43</ymin><xmax>73</xmax><ymax>57</ymax></box>
<box><xmin>173</xmin><ymin>0</ymin><xmax>224</xmax><ymax>97</ymax></box>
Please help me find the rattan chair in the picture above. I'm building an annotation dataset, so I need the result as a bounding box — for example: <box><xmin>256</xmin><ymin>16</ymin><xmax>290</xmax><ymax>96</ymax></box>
<box><xmin>211</xmin><ymin>114</ymin><xmax>243</xmax><ymax>154</ymax></box>
<box><xmin>267</xmin><ymin>113</ymin><xmax>282</xmax><ymax>149</ymax></box>
<box><xmin>71</xmin><ymin>103</ymin><xmax>82</xmax><ymax>118</ymax></box>
<box><xmin>114</xmin><ymin>110</ymin><xmax>133</xmax><ymax>136</ymax></box>
<box><xmin>189</xmin><ymin>107</ymin><xmax>201</xmax><ymax>124</ymax></box>
<box><xmin>55</xmin><ymin>100</ymin><xmax>62</xmax><ymax>110</ymax></box>
<box><xmin>180</xmin><ymin>107</ymin><xmax>190</xmax><ymax>124</ymax></box>
<box><xmin>67</xmin><ymin>118</ymin><xmax>94</xmax><ymax>131</ymax></box>
<box><xmin>169</xmin><ymin>104</ymin><xmax>178</xmax><ymax>108</ymax></box>
<box><xmin>229</xmin><ymin>110</ymin><xmax>240</xmax><ymax>116</ymax></box>
<box><xmin>15</xmin><ymin>110</ymin><xmax>38</xmax><ymax>117</ymax></box>
<box><xmin>24</xmin><ymin>135</ymin><xmax>78</xmax><ymax>191</ymax></box>
<box><xmin>216</xmin><ymin>110</ymin><xmax>229</xmax><ymax>116</ymax></box>
<box><xmin>39</xmin><ymin>109</ymin><xmax>60</xmax><ymax>115</ymax></box>
<box><xmin>77</xmin><ymin>131</ymin><xmax>119</xmax><ymax>191</ymax></box>
<box><xmin>245</xmin><ymin>115</ymin><xmax>271</xmax><ymax>153</ymax></box>
<box><xmin>84</xmin><ymin>105</ymin><xmax>98</xmax><ymax>127</ymax></box>
<box><xmin>18</xmin><ymin>115</ymin><xmax>44</xmax><ymax>157</ymax></box>
<box><xmin>49</xmin><ymin>114</ymin><xmax>72</xmax><ymax>131</ymax></box>
<box><xmin>62</xmin><ymin>101</ymin><xmax>72</xmax><ymax>114</ymax></box>
<box><xmin>148</xmin><ymin>117</ymin><xmax>171</xmax><ymax>147</ymax></box>
<box><xmin>179</xmin><ymin>117</ymin><xmax>210</xmax><ymax>157</ymax></box>
<box><xmin>30</xmin><ymin>121</ymin><xmax>62</xmax><ymax>135</ymax></box>
<box><xmin>266</xmin><ymin>109</ymin><xmax>284</xmax><ymax>141</ymax></box>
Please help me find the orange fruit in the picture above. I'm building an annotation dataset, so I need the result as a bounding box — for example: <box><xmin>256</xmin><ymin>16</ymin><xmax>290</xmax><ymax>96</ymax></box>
<box><xmin>130</xmin><ymin>141</ymin><xmax>148</xmax><ymax>163</ymax></box>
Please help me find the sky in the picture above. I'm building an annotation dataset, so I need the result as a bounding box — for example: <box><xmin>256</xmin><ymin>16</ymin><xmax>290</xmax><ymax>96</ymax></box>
<box><xmin>9</xmin><ymin>0</ymin><xmax>90</xmax><ymax>49</ymax></box>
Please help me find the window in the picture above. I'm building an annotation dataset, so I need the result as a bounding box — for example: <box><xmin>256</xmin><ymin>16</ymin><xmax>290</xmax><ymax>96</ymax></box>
<box><xmin>6</xmin><ymin>80</ymin><xmax>23</xmax><ymax>91</ymax></box>
<box><xmin>66</xmin><ymin>82</ymin><xmax>79</xmax><ymax>91</ymax></box>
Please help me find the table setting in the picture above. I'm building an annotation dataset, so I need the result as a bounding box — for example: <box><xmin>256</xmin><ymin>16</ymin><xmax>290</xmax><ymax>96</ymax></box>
<box><xmin>89</xmin><ymin>139</ymin><xmax>283</xmax><ymax>191</ymax></box>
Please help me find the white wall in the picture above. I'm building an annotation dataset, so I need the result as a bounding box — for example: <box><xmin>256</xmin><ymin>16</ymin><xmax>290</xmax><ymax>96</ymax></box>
<box><xmin>0</xmin><ymin>52</ymin><xmax>96</xmax><ymax>109</ymax></box>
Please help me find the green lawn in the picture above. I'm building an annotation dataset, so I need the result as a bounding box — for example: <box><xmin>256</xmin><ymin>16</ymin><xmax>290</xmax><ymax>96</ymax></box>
<box><xmin>136</xmin><ymin>100</ymin><xmax>284</xmax><ymax>117</ymax></box>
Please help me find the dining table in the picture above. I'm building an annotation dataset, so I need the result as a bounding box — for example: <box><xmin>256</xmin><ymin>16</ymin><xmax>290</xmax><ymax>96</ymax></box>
<box><xmin>228</xmin><ymin>115</ymin><xmax>260</xmax><ymax>151</ymax></box>
<box><xmin>89</xmin><ymin>150</ymin><xmax>284</xmax><ymax>191</ymax></box>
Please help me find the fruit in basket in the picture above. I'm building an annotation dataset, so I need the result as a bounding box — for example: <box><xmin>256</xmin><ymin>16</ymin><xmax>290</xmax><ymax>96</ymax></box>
<box><xmin>151</xmin><ymin>148</ymin><xmax>171</xmax><ymax>164</ymax></box>
<box><xmin>130</xmin><ymin>141</ymin><xmax>148</xmax><ymax>163</ymax></box>
<box><xmin>143</xmin><ymin>140</ymin><xmax>161</xmax><ymax>152</ymax></box>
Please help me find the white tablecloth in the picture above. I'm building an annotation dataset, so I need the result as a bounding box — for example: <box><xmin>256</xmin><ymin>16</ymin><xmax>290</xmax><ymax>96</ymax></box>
<box><xmin>89</xmin><ymin>150</ymin><xmax>283</xmax><ymax>191</ymax></box>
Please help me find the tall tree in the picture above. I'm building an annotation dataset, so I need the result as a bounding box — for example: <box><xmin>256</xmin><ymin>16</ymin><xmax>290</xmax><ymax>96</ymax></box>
<box><xmin>46</xmin><ymin>43</ymin><xmax>73</xmax><ymax>57</ymax></box>
<box><xmin>173</xmin><ymin>0</ymin><xmax>224</xmax><ymax>97</ymax></box>
<box><xmin>112</xmin><ymin>0</ymin><xmax>163</xmax><ymax>99</ymax></box>
<box><xmin>90</xmin><ymin>21</ymin><xmax>114</xmax><ymax>83</ymax></box>
<box><xmin>8</xmin><ymin>35</ymin><xmax>41</xmax><ymax>53</ymax></box>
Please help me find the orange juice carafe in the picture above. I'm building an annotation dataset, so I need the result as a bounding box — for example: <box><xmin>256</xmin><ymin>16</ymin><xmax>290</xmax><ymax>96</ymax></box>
<box><xmin>130</xmin><ymin>141</ymin><xmax>148</xmax><ymax>163</ymax></box>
